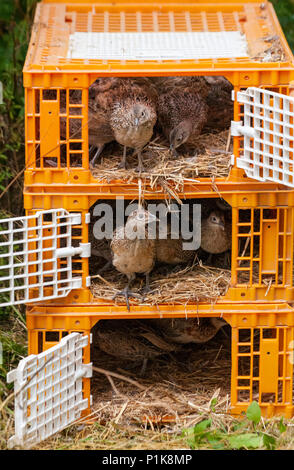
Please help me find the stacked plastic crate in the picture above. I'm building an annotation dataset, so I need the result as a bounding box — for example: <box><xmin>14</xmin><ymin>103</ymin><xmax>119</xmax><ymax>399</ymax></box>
<box><xmin>3</xmin><ymin>0</ymin><xmax>294</xmax><ymax>443</ymax></box>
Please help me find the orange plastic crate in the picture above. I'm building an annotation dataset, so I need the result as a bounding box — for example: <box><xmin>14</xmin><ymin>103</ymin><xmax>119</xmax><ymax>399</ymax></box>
<box><xmin>19</xmin><ymin>184</ymin><xmax>294</xmax><ymax>418</ymax></box>
<box><xmin>26</xmin><ymin>304</ymin><xmax>294</xmax><ymax>418</ymax></box>
<box><xmin>23</xmin><ymin>0</ymin><xmax>294</xmax><ymax>187</ymax></box>
<box><xmin>25</xmin><ymin>1</ymin><xmax>294</xmax><ymax>76</ymax></box>
<box><xmin>24</xmin><ymin>189</ymin><xmax>294</xmax><ymax>307</ymax></box>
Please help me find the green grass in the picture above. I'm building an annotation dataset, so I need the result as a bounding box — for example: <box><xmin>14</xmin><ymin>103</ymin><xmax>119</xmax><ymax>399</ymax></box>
<box><xmin>0</xmin><ymin>313</ymin><xmax>27</xmax><ymax>449</ymax></box>
<box><xmin>0</xmin><ymin>0</ymin><xmax>37</xmax><ymax>215</ymax></box>
<box><xmin>2</xmin><ymin>400</ymin><xmax>294</xmax><ymax>450</ymax></box>
<box><xmin>0</xmin><ymin>1</ymin><xmax>35</xmax><ymax>429</ymax></box>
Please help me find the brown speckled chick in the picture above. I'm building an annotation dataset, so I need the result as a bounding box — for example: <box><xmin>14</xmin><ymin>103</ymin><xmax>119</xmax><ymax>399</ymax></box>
<box><xmin>204</xmin><ymin>76</ymin><xmax>234</xmax><ymax>131</ymax></box>
<box><xmin>108</xmin><ymin>77</ymin><xmax>158</xmax><ymax>172</ymax></box>
<box><xmin>201</xmin><ymin>210</ymin><xmax>231</xmax><ymax>263</ymax></box>
<box><xmin>155</xmin><ymin>222</ymin><xmax>196</xmax><ymax>265</ymax></box>
<box><xmin>93</xmin><ymin>320</ymin><xmax>180</xmax><ymax>375</ymax></box>
<box><xmin>150</xmin><ymin>317</ymin><xmax>227</xmax><ymax>344</ymax></box>
<box><xmin>111</xmin><ymin>207</ymin><xmax>157</xmax><ymax>310</ymax></box>
<box><xmin>154</xmin><ymin>77</ymin><xmax>209</xmax><ymax>157</ymax></box>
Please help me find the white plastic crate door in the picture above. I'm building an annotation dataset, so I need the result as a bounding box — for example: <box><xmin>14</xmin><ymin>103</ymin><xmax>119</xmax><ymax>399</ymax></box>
<box><xmin>0</xmin><ymin>209</ymin><xmax>90</xmax><ymax>306</ymax></box>
<box><xmin>232</xmin><ymin>87</ymin><xmax>294</xmax><ymax>187</ymax></box>
<box><xmin>7</xmin><ymin>333</ymin><xmax>92</xmax><ymax>449</ymax></box>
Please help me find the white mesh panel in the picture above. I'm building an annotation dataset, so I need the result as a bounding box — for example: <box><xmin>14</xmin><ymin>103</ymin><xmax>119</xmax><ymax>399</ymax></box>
<box><xmin>7</xmin><ymin>333</ymin><xmax>92</xmax><ymax>449</ymax></box>
<box><xmin>0</xmin><ymin>209</ymin><xmax>89</xmax><ymax>306</ymax></box>
<box><xmin>233</xmin><ymin>87</ymin><xmax>294</xmax><ymax>187</ymax></box>
<box><xmin>67</xmin><ymin>31</ymin><xmax>248</xmax><ymax>61</ymax></box>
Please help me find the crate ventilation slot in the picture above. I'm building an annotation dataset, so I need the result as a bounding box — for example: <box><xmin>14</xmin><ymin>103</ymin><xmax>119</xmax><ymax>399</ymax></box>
<box><xmin>67</xmin><ymin>31</ymin><xmax>248</xmax><ymax>61</ymax></box>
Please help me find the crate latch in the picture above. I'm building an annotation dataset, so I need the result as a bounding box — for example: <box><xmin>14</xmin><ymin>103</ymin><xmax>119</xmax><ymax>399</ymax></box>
<box><xmin>231</xmin><ymin>120</ymin><xmax>256</xmax><ymax>138</ymax></box>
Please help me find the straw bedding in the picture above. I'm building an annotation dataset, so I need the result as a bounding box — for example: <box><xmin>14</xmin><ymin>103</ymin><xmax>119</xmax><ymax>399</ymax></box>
<box><xmin>90</xmin><ymin>129</ymin><xmax>232</xmax><ymax>190</ymax></box>
<box><xmin>90</xmin><ymin>262</ymin><xmax>232</xmax><ymax>306</ymax></box>
<box><xmin>90</xmin><ymin>255</ymin><xmax>272</xmax><ymax>307</ymax></box>
<box><xmin>88</xmin><ymin>324</ymin><xmax>233</xmax><ymax>427</ymax></box>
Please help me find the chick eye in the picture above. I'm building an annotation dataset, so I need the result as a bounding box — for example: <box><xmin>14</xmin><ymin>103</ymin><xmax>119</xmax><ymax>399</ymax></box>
<box><xmin>212</xmin><ymin>217</ymin><xmax>217</xmax><ymax>222</ymax></box>
<box><xmin>141</xmin><ymin>111</ymin><xmax>145</xmax><ymax>117</ymax></box>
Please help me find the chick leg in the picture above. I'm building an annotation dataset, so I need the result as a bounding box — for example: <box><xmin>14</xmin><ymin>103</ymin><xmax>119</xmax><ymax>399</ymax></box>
<box><xmin>90</xmin><ymin>144</ymin><xmax>105</xmax><ymax>168</ymax></box>
<box><xmin>117</xmin><ymin>146</ymin><xmax>128</xmax><ymax>169</ymax></box>
<box><xmin>224</xmin><ymin>250</ymin><xmax>231</xmax><ymax>268</ymax></box>
<box><xmin>135</xmin><ymin>149</ymin><xmax>145</xmax><ymax>174</ymax></box>
<box><xmin>141</xmin><ymin>272</ymin><xmax>157</xmax><ymax>300</ymax></box>
<box><xmin>141</xmin><ymin>272</ymin><xmax>152</xmax><ymax>296</ymax></box>
<box><xmin>112</xmin><ymin>275</ymin><xmax>142</xmax><ymax>311</ymax></box>
<box><xmin>139</xmin><ymin>358</ymin><xmax>148</xmax><ymax>376</ymax></box>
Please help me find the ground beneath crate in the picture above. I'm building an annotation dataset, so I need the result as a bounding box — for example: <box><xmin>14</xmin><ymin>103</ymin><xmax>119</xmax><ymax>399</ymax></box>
<box><xmin>90</xmin><ymin>262</ymin><xmax>232</xmax><ymax>306</ymax></box>
<box><xmin>88</xmin><ymin>326</ymin><xmax>232</xmax><ymax>427</ymax></box>
<box><xmin>90</xmin><ymin>129</ymin><xmax>232</xmax><ymax>191</ymax></box>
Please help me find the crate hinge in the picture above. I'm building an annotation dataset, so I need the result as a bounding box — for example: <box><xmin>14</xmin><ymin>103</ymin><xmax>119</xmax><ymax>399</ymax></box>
<box><xmin>69</xmin><ymin>213</ymin><xmax>82</xmax><ymax>225</ymax></box>
<box><xmin>75</xmin><ymin>362</ymin><xmax>93</xmax><ymax>380</ymax></box>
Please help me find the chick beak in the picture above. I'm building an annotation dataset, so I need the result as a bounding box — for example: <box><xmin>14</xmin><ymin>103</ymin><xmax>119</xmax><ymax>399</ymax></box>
<box><xmin>219</xmin><ymin>221</ymin><xmax>225</xmax><ymax>231</ymax></box>
<box><xmin>135</xmin><ymin>118</ymin><xmax>139</xmax><ymax>128</ymax></box>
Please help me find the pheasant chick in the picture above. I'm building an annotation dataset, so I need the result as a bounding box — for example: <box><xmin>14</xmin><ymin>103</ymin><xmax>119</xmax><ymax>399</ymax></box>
<box><xmin>201</xmin><ymin>210</ymin><xmax>231</xmax><ymax>264</ymax></box>
<box><xmin>155</xmin><ymin>77</ymin><xmax>209</xmax><ymax>157</ymax></box>
<box><xmin>93</xmin><ymin>320</ymin><xmax>180</xmax><ymax>375</ymax></box>
<box><xmin>111</xmin><ymin>207</ymin><xmax>157</xmax><ymax>310</ymax></box>
<box><xmin>150</xmin><ymin>318</ymin><xmax>227</xmax><ymax>344</ymax></box>
<box><xmin>109</xmin><ymin>78</ymin><xmax>158</xmax><ymax>172</ymax></box>
<box><xmin>155</xmin><ymin>223</ymin><xmax>196</xmax><ymax>265</ymax></box>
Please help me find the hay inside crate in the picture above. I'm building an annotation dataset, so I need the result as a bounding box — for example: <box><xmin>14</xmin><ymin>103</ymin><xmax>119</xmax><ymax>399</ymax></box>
<box><xmin>90</xmin><ymin>263</ymin><xmax>232</xmax><ymax>306</ymax></box>
<box><xmin>90</xmin><ymin>129</ymin><xmax>232</xmax><ymax>189</ymax></box>
<box><xmin>89</xmin><ymin>322</ymin><xmax>232</xmax><ymax>427</ymax></box>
